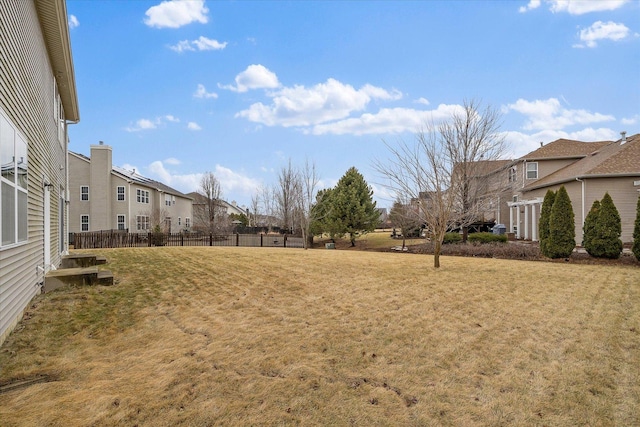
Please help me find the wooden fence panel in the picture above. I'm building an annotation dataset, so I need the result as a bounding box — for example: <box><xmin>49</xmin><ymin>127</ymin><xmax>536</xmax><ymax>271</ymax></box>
<box><xmin>73</xmin><ymin>232</ymin><xmax>303</xmax><ymax>250</ymax></box>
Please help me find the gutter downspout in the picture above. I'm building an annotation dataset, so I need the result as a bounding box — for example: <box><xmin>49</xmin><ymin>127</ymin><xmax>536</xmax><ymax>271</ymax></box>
<box><xmin>64</xmin><ymin>119</ymin><xmax>78</xmax><ymax>255</ymax></box>
<box><xmin>575</xmin><ymin>177</ymin><xmax>585</xmax><ymax>231</ymax></box>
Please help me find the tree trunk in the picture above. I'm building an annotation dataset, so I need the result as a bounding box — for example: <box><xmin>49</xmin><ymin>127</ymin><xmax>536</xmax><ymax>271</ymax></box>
<box><xmin>433</xmin><ymin>239</ymin><xmax>442</xmax><ymax>268</ymax></box>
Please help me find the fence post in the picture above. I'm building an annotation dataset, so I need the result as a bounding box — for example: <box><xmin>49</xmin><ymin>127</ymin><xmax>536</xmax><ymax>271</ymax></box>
<box><xmin>260</xmin><ymin>233</ymin><xmax>263</xmax><ymax>247</ymax></box>
<box><xmin>181</xmin><ymin>233</ymin><xmax>184</xmax><ymax>246</ymax></box>
<box><xmin>284</xmin><ymin>234</ymin><xmax>287</xmax><ymax>248</ymax></box>
<box><xmin>148</xmin><ymin>232</ymin><xmax>152</xmax><ymax>247</ymax></box>
<box><xmin>209</xmin><ymin>233</ymin><xmax>213</xmax><ymax>246</ymax></box>
<box><xmin>236</xmin><ymin>233</ymin><xmax>239</xmax><ymax>246</ymax></box>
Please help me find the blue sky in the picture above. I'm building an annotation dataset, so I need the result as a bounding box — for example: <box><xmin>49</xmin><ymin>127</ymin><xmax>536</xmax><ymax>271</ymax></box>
<box><xmin>66</xmin><ymin>0</ymin><xmax>639</xmax><ymax>209</ymax></box>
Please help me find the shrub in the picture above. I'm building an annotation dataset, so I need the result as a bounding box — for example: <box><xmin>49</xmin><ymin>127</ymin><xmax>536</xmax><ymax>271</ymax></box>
<box><xmin>467</xmin><ymin>232</ymin><xmax>507</xmax><ymax>244</ymax></box>
<box><xmin>443</xmin><ymin>232</ymin><xmax>462</xmax><ymax>244</ymax></box>
<box><xmin>544</xmin><ymin>186</ymin><xmax>575</xmax><ymax>258</ymax></box>
<box><xmin>587</xmin><ymin>192</ymin><xmax>622</xmax><ymax>259</ymax></box>
<box><xmin>583</xmin><ymin>199</ymin><xmax>600</xmax><ymax>252</ymax></box>
<box><xmin>633</xmin><ymin>196</ymin><xmax>640</xmax><ymax>261</ymax></box>
<box><xmin>539</xmin><ymin>189</ymin><xmax>556</xmax><ymax>256</ymax></box>
<box><xmin>151</xmin><ymin>225</ymin><xmax>166</xmax><ymax>246</ymax></box>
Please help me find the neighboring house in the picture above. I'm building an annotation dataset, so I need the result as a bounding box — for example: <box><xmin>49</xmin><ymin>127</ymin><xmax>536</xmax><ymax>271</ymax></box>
<box><xmin>1</xmin><ymin>0</ymin><xmax>80</xmax><ymax>345</ymax></box>
<box><xmin>187</xmin><ymin>191</ymin><xmax>249</xmax><ymax>232</ymax></box>
<box><xmin>507</xmin><ymin>132</ymin><xmax>640</xmax><ymax>244</ymax></box>
<box><xmin>68</xmin><ymin>143</ymin><xmax>193</xmax><ymax>234</ymax></box>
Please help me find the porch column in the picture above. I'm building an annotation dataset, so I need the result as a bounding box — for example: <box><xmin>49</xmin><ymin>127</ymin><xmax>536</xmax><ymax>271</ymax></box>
<box><xmin>531</xmin><ymin>203</ymin><xmax>538</xmax><ymax>241</ymax></box>
<box><xmin>524</xmin><ymin>204</ymin><xmax>530</xmax><ymax>240</ymax></box>
<box><xmin>516</xmin><ymin>206</ymin><xmax>521</xmax><ymax>239</ymax></box>
<box><xmin>509</xmin><ymin>206</ymin><xmax>514</xmax><ymax>233</ymax></box>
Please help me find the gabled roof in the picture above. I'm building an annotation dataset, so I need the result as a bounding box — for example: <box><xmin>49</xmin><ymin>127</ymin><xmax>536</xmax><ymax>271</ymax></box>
<box><xmin>112</xmin><ymin>165</ymin><xmax>191</xmax><ymax>199</ymax></box>
<box><xmin>35</xmin><ymin>0</ymin><xmax>79</xmax><ymax>121</ymax></box>
<box><xmin>521</xmin><ymin>138</ymin><xmax>610</xmax><ymax>161</ymax></box>
<box><xmin>69</xmin><ymin>150</ymin><xmax>190</xmax><ymax>198</ymax></box>
<box><xmin>523</xmin><ymin>133</ymin><xmax>640</xmax><ymax>191</ymax></box>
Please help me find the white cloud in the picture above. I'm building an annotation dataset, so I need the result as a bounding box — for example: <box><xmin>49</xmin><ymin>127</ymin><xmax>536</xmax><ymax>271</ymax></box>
<box><xmin>506</xmin><ymin>98</ymin><xmax>615</xmax><ymax>131</ymax></box>
<box><xmin>125</xmin><ymin>115</ymin><xmax>181</xmax><ymax>132</ymax></box>
<box><xmin>574</xmin><ymin>21</ymin><xmax>630</xmax><ymax>48</ymax></box>
<box><xmin>214</xmin><ymin>165</ymin><xmax>262</xmax><ymax>197</ymax></box>
<box><xmin>236</xmin><ymin>78</ymin><xmax>403</xmax><ymax>127</ymax></box>
<box><xmin>193</xmin><ymin>84</ymin><xmax>218</xmax><ymax>99</ymax></box>
<box><xmin>144</xmin><ymin>0</ymin><xmax>208</xmax><ymax>29</ymax></box>
<box><xmin>68</xmin><ymin>15</ymin><xmax>79</xmax><ymax>29</ymax></box>
<box><xmin>310</xmin><ymin>104</ymin><xmax>463</xmax><ymax>136</ymax></box>
<box><xmin>219</xmin><ymin>64</ymin><xmax>280</xmax><ymax>93</ymax></box>
<box><xmin>504</xmin><ymin>128</ymin><xmax>619</xmax><ymax>158</ymax></box>
<box><xmin>164</xmin><ymin>157</ymin><xmax>181</xmax><ymax>165</ymax></box>
<box><xmin>169</xmin><ymin>36</ymin><xmax>227</xmax><ymax>52</ymax></box>
<box><xmin>415</xmin><ymin>97</ymin><xmax>430</xmax><ymax>105</ymax></box>
<box><xmin>519</xmin><ymin>0</ymin><xmax>541</xmax><ymax>13</ymax></box>
<box><xmin>547</xmin><ymin>0</ymin><xmax>629</xmax><ymax>15</ymax></box>
<box><xmin>621</xmin><ymin>114</ymin><xmax>639</xmax><ymax>125</ymax></box>
<box><xmin>187</xmin><ymin>122</ymin><xmax>202</xmax><ymax>131</ymax></box>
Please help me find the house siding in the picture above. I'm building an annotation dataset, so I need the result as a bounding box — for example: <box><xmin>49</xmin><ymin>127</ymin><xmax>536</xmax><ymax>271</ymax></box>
<box><xmin>1</xmin><ymin>1</ymin><xmax>70</xmax><ymax>344</ymax></box>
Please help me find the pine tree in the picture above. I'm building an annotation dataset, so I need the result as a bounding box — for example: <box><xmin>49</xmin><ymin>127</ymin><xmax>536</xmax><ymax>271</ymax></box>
<box><xmin>588</xmin><ymin>192</ymin><xmax>622</xmax><ymax>259</ymax></box>
<box><xmin>329</xmin><ymin>167</ymin><xmax>380</xmax><ymax>246</ymax></box>
<box><xmin>539</xmin><ymin>189</ymin><xmax>556</xmax><ymax>257</ymax></box>
<box><xmin>632</xmin><ymin>195</ymin><xmax>640</xmax><ymax>261</ymax></box>
<box><xmin>582</xmin><ymin>199</ymin><xmax>600</xmax><ymax>254</ymax></box>
<box><xmin>545</xmin><ymin>186</ymin><xmax>575</xmax><ymax>258</ymax></box>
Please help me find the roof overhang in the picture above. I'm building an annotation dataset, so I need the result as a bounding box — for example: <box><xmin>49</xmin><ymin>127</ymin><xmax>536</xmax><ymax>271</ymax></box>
<box><xmin>523</xmin><ymin>172</ymin><xmax>640</xmax><ymax>192</ymax></box>
<box><xmin>35</xmin><ymin>0</ymin><xmax>80</xmax><ymax>122</ymax></box>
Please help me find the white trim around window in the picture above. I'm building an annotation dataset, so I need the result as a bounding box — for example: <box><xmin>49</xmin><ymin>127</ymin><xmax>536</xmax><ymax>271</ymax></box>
<box><xmin>81</xmin><ymin>214</ymin><xmax>89</xmax><ymax>232</ymax></box>
<box><xmin>136</xmin><ymin>188</ymin><xmax>149</xmax><ymax>204</ymax></box>
<box><xmin>117</xmin><ymin>214</ymin><xmax>126</xmax><ymax>230</ymax></box>
<box><xmin>526</xmin><ymin>162</ymin><xmax>538</xmax><ymax>180</ymax></box>
<box><xmin>117</xmin><ymin>186</ymin><xmax>125</xmax><ymax>201</ymax></box>
<box><xmin>81</xmin><ymin>185</ymin><xmax>89</xmax><ymax>201</ymax></box>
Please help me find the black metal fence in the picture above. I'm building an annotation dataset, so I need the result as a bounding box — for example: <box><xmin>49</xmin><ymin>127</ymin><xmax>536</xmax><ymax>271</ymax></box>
<box><xmin>73</xmin><ymin>231</ymin><xmax>304</xmax><ymax>249</ymax></box>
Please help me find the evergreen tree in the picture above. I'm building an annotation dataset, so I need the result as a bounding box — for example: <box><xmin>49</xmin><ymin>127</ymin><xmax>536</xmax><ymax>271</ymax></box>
<box><xmin>539</xmin><ymin>189</ymin><xmax>556</xmax><ymax>256</ymax></box>
<box><xmin>582</xmin><ymin>199</ymin><xmax>600</xmax><ymax>254</ymax></box>
<box><xmin>329</xmin><ymin>167</ymin><xmax>380</xmax><ymax>246</ymax></box>
<box><xmin>545</xmin><ymin>186</ymin><xmax>575</xmax><ymax>258</ymax></box>
<box><xmin>632</xmin><ymin>196</ymin><xmax>640</xmax><ymax>261</ymax></box>
<box><xmin>588</xmin><ymin>192</ymin><xmax>622</xmax><ymax>259</ymax></box>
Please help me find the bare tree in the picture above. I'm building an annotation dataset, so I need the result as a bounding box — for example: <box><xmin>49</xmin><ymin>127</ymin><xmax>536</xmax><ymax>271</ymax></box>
<box><xmin>442</xmin><ymin>99</ymin><xmax>506</xmax><ymax>240</ymax></box>
<box><xmin>275</xmin><ymin>160</ymin><xmax>298</xmax><ymax>234</ymax></box>
<box><xmin>375</xmin><ymin>100</ymin><xmax>506</xmax><ymax>267</ymax></box>
<box><xmin>388</xmin><ymin>196</ymin><xmax>421</xmax><ymax>250</ymax></box>
<box><xmin>249</xmin><ymin>192</ymin><xmax>260</xmax><ymax>227</ymax></box>
<box><xmin>194</xmin><ymin>171</ymin><xmax>225</xmax><ymax>233</ymax></box>
<box><xmin>293</xmin><ymin>159</ymin><xmax>320</xmax><ymax>249</ymax></box>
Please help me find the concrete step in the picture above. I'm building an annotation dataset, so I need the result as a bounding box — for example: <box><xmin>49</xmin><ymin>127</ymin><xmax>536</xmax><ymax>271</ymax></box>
<box><xmin>44</xmin><ymin>267</ymin><xmax>114</xmax><ymax>293</ymax></box>
<box><xmin>61</xmin><ymin>254</ymin><xmax>108</xmax><ymax>269</ymax></box>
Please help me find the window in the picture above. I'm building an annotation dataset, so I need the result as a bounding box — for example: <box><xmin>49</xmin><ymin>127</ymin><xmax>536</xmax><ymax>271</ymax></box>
<box><xmin>117</xmin><ymin>186</ymin><xmax>125</xmax><ymax>201</ymax></box>
<box><xmin>136</xmin><ymin>188</ymin><xmax>149</xmax><ymax>203</ymax></box>
<box><xmin>81</xmin><ymin>215</ymin><xmax>89</xmax><ymax>231</ymax></box>
<box><xmin>165</xmin><ymin>194</ymin><xmax>171</xmax><ymax>206</ymax></box>
<box><xmin>172</xmin><ymin>196</ymin><xmax>175</xmax><ymax>205</ymax></box>
<box><xmin>526</xmin><ymin>162</ymin><xmax>538</xmax><ymax>179</ymax></box>
<box><xmin>185</xmin><ymin>217</ymin><xmax>191</xmax><ymax>228</ymax></box>
<box><xmin>81</xmin><ymin>185</ymin><xmax>89</xmax><ymax>201</ymax></box>
<box><xmin>1</xmin><ymin>111</ymin><xmax>28</xmax><ymax>246</ymax></box>
<box><xmin>512</xmin><ymin>195</ymin><xmax>518</xmax><ymax>203</ymax></box>
<box><xmin>117</xmin><ymin>214</ymin><xmax>126</xmax><ymax>230</ymax></box>
<box><xmin>136</xmin><ymin>215</ymin><xmax>149</xmax><ymax>231</ymax></box>
<box><xmin>508</xmin><ymin>167</ymin><xmax>517</xmax><ymax>183</ymax></box>
<box><xmin>178</xmin><ymin>217</ymin><xmax>181</xmax><ymax>226</ymax></box>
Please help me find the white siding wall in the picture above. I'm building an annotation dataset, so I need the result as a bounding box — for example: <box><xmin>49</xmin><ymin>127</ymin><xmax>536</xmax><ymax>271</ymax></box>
<box><xmin>0</xmin><ymin>1</ymin><xmax>68</xmax><ymax>344</ymax></box>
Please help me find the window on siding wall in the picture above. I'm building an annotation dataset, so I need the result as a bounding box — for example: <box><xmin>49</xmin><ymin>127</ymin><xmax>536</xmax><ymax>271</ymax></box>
<box><xmin>526</xmin><ymin>162</ymin><xmax>538</xmax><ymax>179</ymax></box>
<box><xmin>137</xmin><ymin>189</ymin><xmax>149</xmax><ymax>203</ymax></box>
<box><xmin>117</xmin><ymin>214</ymin><xmax>126</xmax><ymax>230</ymax></box>
<box><xmin>81</xmin><ymin>186</ymin><xmax>89</xmax><ymax>201</ymax></box>
<box><xmin>136</xmin><ymin>215</ymin><xmax>150</xmax><ymax>231</ymax></box>
<box><xmin>165</xmin><ymin>194</ymin><xmax>171</xmax><ymax>206</ymax></box>
<box><xmin>508</xmin><ymin>167</ymin><xmax>517</xmax><ymax>182</ymax></box>
<box><xmin>0</xmin><ymin>111</ymin><xmax>28</xmax><ymax>247</ymax></box>
<box><xmin>185</xmin><ymin>217</ymin><xmax>191</xmax><ymax>228</ymax></box>
<box><xmin>117</xmin><ymin>186</ymin><xmax>125</xmax><ymax>201</ymax></box>
<box><xmin>81</xmin><ymin>215</ymin><xmax>89</xmax><ymax>232</ymax></box>
<box><xmin>178</xmin><ymin>217</ymin><xmax>181</xmax><ymax>226</ymax></box>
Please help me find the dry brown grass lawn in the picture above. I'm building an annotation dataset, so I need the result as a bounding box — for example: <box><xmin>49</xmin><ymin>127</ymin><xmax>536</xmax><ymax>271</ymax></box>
<box><xmin>1</xmin><ymin>247</ymin><xmax>639</xmax><ymax>426</ymax></box>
